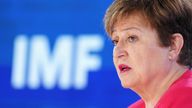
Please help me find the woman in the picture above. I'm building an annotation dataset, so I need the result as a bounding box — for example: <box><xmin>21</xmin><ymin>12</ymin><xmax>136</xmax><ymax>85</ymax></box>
<box><xmin>104</xmin><ymin>0</ymin><xmax>192</xmax><ymax>108</ymax></box>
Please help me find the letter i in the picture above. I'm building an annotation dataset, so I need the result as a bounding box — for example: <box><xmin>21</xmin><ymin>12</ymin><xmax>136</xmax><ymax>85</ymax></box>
<box><xmin>11</xmin><ymin>35</ymin><xmax>28</xmax><ymax>89</ymax></box>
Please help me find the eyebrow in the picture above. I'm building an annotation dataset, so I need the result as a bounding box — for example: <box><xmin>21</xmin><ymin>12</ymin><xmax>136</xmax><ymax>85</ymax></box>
<box><xmin>112</xmin><ymin>27</ymin><xmax>142</xmax><ymax>33</ymax></box>
<box><xmin>111</xmin><ymin>27</ymin><xmax>142</xmax><ymax>39</ymax></box>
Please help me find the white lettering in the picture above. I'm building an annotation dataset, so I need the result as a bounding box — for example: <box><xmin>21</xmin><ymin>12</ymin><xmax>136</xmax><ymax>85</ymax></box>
<box><xmin>28</xmin><ymin>35</ymin><xmax>73</xmax><ymax>89</ymax></box>
<box><xmin>74</xmin><ymin>35</ymin><xmax>104</xmax><ymax>89</ymax></box>
<box><xmin>11</xmin><ymin>35</ymin><xmax>28</xmax><ymax>89</ymax></box>
<box><xmin>11</xmin><ymin>34</ymin><xmax>104</xmax><ymax>90</ymax></box>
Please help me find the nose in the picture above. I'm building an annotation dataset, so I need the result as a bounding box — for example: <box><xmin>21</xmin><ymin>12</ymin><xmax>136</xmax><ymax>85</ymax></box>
<box><xmin>113</xmin><ymin>41</ymin><xmax>128</xmax><ymax>59</ymax></box>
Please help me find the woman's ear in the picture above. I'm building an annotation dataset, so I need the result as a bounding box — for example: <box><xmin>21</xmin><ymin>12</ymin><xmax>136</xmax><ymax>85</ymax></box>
<box><xmin>169</xmin><ymin>33</ymin><xmax>184</xmax><ymax>60</ymax></box>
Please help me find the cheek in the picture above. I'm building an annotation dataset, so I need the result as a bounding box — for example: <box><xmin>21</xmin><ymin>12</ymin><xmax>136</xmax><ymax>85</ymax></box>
<box><xmin>130</xmin><ymin>47</ymin><xmax>149</xmax><ymax>63</ymax></box>
<box><xmin>130</xmin><ymin>46</ymin><xmax>157</xmax><ymax>69</ymax></box>
<box><xmin>129</xmin><ymin>48</ymin><xmax>156</xmax><ymax>82</ymax></box>
<box><xmin>132</xmin><ymin>46</ymin><xmax>169</xmax><ymax>71</ymax></box>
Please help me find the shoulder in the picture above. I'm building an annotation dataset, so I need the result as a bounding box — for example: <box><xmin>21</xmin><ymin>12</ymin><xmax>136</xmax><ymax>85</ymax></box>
<box><xmin>128</xmin><ymin>99</ymin><xmax>145</xmax><ymax>108</ymax></box>
<box><xmin>170</xmin><ymin>70</ymin><xmax>192</xmax><ymax>92</ymax></box>
<box><xmin>171</xmin><ymin>70</ymin><xmax>192</xmax><ymax>88</ymax></box>
<box><xmin>156</xmin><ymin>86</ymin><xmax>192</xmax><ymax>108</ymax></box>
<box><xmin>156</xmin><ymin>70</ymin><xmax>192</xmax><ymax>108</ymax></box>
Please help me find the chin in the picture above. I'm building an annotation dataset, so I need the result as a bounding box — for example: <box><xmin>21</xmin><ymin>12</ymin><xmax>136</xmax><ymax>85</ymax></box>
<box><xmin>121</xmin><ymin>81</ymin><xmax>130</xmax><ymax>88</ymax></box>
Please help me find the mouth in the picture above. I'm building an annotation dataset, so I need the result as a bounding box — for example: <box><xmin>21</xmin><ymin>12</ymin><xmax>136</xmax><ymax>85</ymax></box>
<box><xmin>118</xmin><ymin>64</ymin><xmax>131</xmax><ymax>73</ymax></box>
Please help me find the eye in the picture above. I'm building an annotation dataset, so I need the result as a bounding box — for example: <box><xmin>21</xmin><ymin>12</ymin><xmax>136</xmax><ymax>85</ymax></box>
<box><xmin>112</xmin><ymin>40</ymin><xmax>118</xmax><ymax>46</ymax></box>
<box><xmin>127</xmin><ymin>35</ymin><xmax>138</xmax><ymax>43</ymax></box>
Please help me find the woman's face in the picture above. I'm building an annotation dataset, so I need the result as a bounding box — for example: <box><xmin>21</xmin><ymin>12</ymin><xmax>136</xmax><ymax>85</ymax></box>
<box><xmin>112</xmin><ymin>13</ymin><xmax>171</xmax><ymax>89</ymax></box>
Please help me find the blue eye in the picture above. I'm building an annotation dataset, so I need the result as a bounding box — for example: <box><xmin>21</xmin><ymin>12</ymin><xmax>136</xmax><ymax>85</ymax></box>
<box><xmin>127</xmin><ymin>35</ymin><xmax>138</xmax><ymax>43</ymax></box>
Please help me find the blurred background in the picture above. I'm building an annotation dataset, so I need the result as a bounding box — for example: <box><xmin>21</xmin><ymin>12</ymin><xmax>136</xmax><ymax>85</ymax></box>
<box><xmin>0</xmin><ymin>0</ymin><xmax>140</xmax><ymax>108</ymax></box>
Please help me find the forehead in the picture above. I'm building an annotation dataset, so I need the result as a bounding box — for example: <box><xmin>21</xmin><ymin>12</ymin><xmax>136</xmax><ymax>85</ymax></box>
<box><xmin>112</xmin><ymin>12</ymin><xmax>151</xmax><ymax>34</ymax></box>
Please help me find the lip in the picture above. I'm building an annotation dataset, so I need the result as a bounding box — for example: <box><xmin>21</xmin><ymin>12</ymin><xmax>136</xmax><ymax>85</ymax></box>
<box><xmin>118</xmin><ymin>64</ymin><xmax>131</xmax><ymax>73</ymax></box>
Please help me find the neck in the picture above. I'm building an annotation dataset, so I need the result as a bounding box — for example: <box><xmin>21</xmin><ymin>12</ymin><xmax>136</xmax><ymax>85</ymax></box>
<box><xmin>131</xmin><ymin>65</ymin><xmax>188</xmax><ymax>108</ymax></box>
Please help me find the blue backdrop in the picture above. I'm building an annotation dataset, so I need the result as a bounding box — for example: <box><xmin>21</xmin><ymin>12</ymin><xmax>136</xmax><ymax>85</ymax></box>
<box><xmin>0</xmin><ymin>0</ymin><xmax>140</xmax><ymax>108</ymax></box>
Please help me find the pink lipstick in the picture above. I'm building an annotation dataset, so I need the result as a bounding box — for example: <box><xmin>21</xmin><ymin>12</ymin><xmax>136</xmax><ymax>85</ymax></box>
<box><xmin>118</xmin><ymin>64</ymin><xmax>131</xmax><ymax>73</ymax></box>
